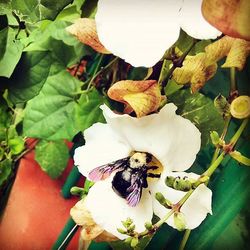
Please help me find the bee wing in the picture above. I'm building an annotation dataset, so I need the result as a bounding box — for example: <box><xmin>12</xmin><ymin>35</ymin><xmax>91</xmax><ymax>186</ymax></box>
<box><xmin>126</xmin><ymin>182</ymin><xmax>142</xmax><ymax>207</ymax></box>
<box><xmin>88</xmin><ymin>157</ymin><xmax>129</xmax><ymax>181</ymax></box>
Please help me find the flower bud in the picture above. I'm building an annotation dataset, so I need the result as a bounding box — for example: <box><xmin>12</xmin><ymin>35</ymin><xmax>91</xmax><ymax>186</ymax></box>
<box><xmin>174</xmin><ymin>212</ymin><xmax>186</xmax><ymax>231</ymax></box>
<box><xmin>165</xmin><ymin>176</ymin><xmax>175</xmax><ymax>187</ymax></box>
<box><xmin>210</xmin><ymin>131</ymin><xmax>220</xmax><ymax>145</ymax></box>
<box><xmin>70</xmin><ymin>186</ymin><xmax>85</xmax><ymax>197</ymax></box>
<box><xmin>155</xmin><ymin>192</ymin><xmax>172</xmax><ymax>208</ymax></box>
<box><xmin>214</xmin><ymin>94</ymin><xmax>230</xmax><ymax>116</ymax></box>
<box><xmin>122</xmin><ymin>218</ymin><xmax>133</xmax><ymax>228</ymax></box>
<box><xmin>124</xmin><ymin>237</ymin><xmax>132</xmax><ymax>244</ymax></box>
<box><xmin>131</xmin><ymin>237</ymin><xmax>139</xmax><ymax>248</ymax></box>
<box><xmin>230</xmin><ymin>95</ymin><xmax>250</xmax><ymax>119</ymax></box>
<box><xmin>145</xmin><ymin>222</ymin><xmax>153</xmax><ymax>230</ymax></box>
<box><xmin>117</xmin><ymin>228</ymin><xmax>127</xmax><ymax>234</ymax></box>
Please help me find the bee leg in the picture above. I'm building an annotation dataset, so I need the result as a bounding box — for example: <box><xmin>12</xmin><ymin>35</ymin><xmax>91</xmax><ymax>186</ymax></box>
<box><xmin>147</xmin><ymin>173</ymin><xmax>161</xmax><ymax>179</ymax></box>
<box><xmin>147</xmin><ymin>166</ymin><xmax>158</xmax><ymax>170</ymax></box>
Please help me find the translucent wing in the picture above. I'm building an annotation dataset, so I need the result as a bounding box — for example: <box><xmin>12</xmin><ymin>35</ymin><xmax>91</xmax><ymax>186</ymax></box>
<box><xmin>126</xmin><ymin>181</ymin><xmax>142</xmax><ymax>207</ymax></box>
<box><xmin>88</xmin><ymin>157</ymin><xmax>129</xmax><ymax>181</ymax></box>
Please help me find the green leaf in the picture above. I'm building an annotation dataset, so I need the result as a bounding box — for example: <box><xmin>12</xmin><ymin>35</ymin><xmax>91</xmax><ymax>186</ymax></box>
<box><xmin>35</xmin><ymin>140</ymin><xmax>69</xmax><ymax>179</ymax></box>
<box><xmin>8</xmin><ymin>51</ymin><xmax>53</xmax><ymax>104</ymax></box>
<box><xmin>0</xmin><ymin>159</ymin><xmax>12</xmax><ymax>186</ymax></box>
<box><xmin>0</xmin><ymin>1</ymin><xmax>11</xmax><ymax>15</ymax></box>
<box><xmin>127</xmin><ymin>67</ymin><xmax>149</xmax><ymax>80</ymax></box>
<box><xmin>0</xmin><ymin>96</ymin><xmax>11</xmax><ymax>141</ymax></box>
<box><xmin>0</xmin><ymin>22</ymin><xmax>8</xmax><ymax>60</ymax></box>
<box><xmin>165</xmin><ymin>79</ymin><xmax>183</xmax><ymax>96</ymax></box>
<box><xmin>168</xmin><ymin>89</ymin><xmax>224</xmax><ymax>147</ymax></box>
<box><xmin>23</xmin><ymin>70</ymin><xmax>81</xmax><ymax>140</ymax></box>
<box><xmin>22</xmin><ymin>20</ymin><xmax>93</xmax><ymax>66</ymax></box>
<box><xmin>11</xmin><ymin>0</ymin><xmax>72</xmax><ymax>23</ymax></box>
<box><xmin>0</xmin><ymin>27</ymin><xmax>23</xmax><ymax>78</ymax></box>
<box><xmin>75</xmin><ymin>89</ymin><xmax>105</xmax><ymax>132</ymax></box>
<box><xmin>8</xmin><ymin>137</ymin><xmax>25</xmax><ymax>155</ymax></box>
<box><xmin>81</xmin><ymin>0</ymin><xmax>98</xmax><ymax>18</ymax></box>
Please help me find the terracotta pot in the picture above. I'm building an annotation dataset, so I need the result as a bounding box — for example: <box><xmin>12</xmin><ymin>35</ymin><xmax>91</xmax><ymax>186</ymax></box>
<box><xmin>0</xmin><ymin>144</ymin><xmax>82</xmax><ymax>249</ymax></box>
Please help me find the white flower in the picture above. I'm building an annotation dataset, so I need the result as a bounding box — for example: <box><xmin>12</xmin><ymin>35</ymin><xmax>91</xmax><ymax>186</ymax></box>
<box><xmin>74</xmin><ymin>104</ymin><xmax>212</xmax><ymax>239</ymax></box>
<box><xmin>95</xmin><ymin>0</ymin><xmax>221</xmax><ymax>67</ymax></box>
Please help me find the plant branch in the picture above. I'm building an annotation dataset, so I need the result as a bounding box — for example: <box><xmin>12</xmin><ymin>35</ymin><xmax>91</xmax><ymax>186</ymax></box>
<box><xmin>87</xmin><ymin>56</ymin><xmax>119</xmax><ymax>90</ymax></box>
<box><xmin>160</xmin><ymin>39</ymin><xmax>198</xmax><ymax>93</ymax></box>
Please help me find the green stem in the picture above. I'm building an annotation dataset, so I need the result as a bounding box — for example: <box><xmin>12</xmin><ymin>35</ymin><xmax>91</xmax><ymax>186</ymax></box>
<box><xmin>211</xmin><ymin>115</ymin><xmax>231</xmax><ymax>163</ymax></box>
<box><xmin>230</xmin><ymin>67</ymin><xmax>236</xmax><ymax>92</ymax></box>
<box><xmin>87</xmin><ymin>56</ymin><xmax>119</xmax><ymax>90</ymax></box>
<box><xmin>87</xmin><ymin>54</ymin><xmax>104</xmax><ymax>90</ymax></box>
<box><xmin>179</xmin><ymin>229</ymin><xmax>191</xmax><ymax>250</ymax></box>
<box><xmin>203</xmin><ymin>152</ymin><xmax>225</xmax><ymax>177</ymax></box>
<box><xmin>230</xmin><ymin>118</ymin><xmax>249</xmax><ymax>146</ymax></box>
<box><xmin>160</xmin><ymin>39</ymin><xmax>197</xmax><ymax>93</ymax></box>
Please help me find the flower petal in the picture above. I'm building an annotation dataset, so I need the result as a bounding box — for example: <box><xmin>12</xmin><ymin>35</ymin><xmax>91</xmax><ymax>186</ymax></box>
<box><xmin>181</xmin><ymin>184</ymin><xmax>212</xmax><ymax>229</ymax></box>
<box><xmin>179</xmin><ymin>0</ymin><xmax>221</xmax><ymax>39</ymax></box>
<box><xmin>74</xmin><ymin>123</ymin><xmax>131</xmax><ymax>178</ymax></box>
<box><xmin>152</xmin><ymin>172</ymin><xmax>212</xmax><ymax>230</ymax></box>
<box><xmin>101</xmin><ymin>104</ymin><xmax>201</xmax><ymax>172</ymax></box>
<box><xmin>95</xmin><ymin>0</ymin><xmax>182</xmax><ymax>67</ymax></box>
<box><xmin>85</xmin><ymin>178</ymin><xmax>153</xmax><ymax>239</ymax></box>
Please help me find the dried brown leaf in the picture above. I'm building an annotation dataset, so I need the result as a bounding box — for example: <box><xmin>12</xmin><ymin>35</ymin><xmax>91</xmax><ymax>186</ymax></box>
<box><xmin>66</xmin><ymin>18</ymin><xmax>110</xmax><ymax>54</ymax></box>
<box><xmin>108</xmin><ymin>80</ymin><xmax>162</xmax><ymax>117</ymax></box>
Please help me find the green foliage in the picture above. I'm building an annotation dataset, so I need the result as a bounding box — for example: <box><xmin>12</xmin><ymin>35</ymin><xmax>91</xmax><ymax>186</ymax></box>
<box><xmin>35</xmin><ymin>140</ymin><xmax>69</xmax><ymax>179</ymax></box>
<box><xmin>8</xmin><ymin>0</ymin><xmax>72</xmax><ymax>23</ymax></box>
<box><xmin>168</xmin><ymin>89</ymin><xmax>224</xmax><ymax>147</ymax></box>
<box><xmin>0</xmin><ymin>27</ymin><xmax>23</xmax><ymax>77</ymax></box>
<box><xmin>75</xmin><ymin>89</ymin><xmax>105</xmax><ymax>132</ymax></box>
<box><xmin>0</xmin><ymin>159</ymin><xmax>12</xmax><ymax>186</ymax></box>
<box><xmin>23</xmin><ymin>70</ymin><xmax>82</xmax><ymax>140</ymax></box>
<box><xmin>8</xmin><ymin>51</ymin><xmax>53</xmax><ymax>103</ymax></box>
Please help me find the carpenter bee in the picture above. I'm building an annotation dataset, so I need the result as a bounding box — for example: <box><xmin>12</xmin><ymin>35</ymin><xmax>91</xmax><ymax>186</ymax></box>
<box><xmin>89</xmin><ymin>152</ymin><xmax>161</xmax><ymax>207</ymax></box>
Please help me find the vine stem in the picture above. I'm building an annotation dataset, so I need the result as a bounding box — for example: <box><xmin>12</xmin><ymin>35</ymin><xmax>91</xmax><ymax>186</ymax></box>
<box><xmin>230</xmin><ymin>67</ymin><xmax>236</xmax><ymax>92</ymax></box>
<box><xmin>159</xmin><ymin>39</ymin><xmax>198</xmax><ymax>93</ymax></box>
<box><xmin>178</xmin><ymin>118</ymin><xmax>249</xmax><ymax>249</ymax></box>
<box><xmin>87</xmin><ymin>56</ymin><xmax>119</xmax><ymax>90</ymax></box>
<box><xmin>211</xmin><ymin>115</ymin><xmax>231</xmax><ymax>163</ymax></box>
<box><xmin>179</xmin><ymin>229</ymin><xmax>191</xmax><ymax>250</ymax></box>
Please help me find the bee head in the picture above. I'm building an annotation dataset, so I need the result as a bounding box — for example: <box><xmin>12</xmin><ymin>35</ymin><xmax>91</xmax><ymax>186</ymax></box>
<box><xmin>130</xmin><ymin>152</ymin><xmax>151</xmax><ymax>168</ymax></box>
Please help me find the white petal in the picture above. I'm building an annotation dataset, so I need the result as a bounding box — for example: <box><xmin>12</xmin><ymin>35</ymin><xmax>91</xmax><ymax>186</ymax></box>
<box><xmin>152</xmin><ymin>173</ymin><xmax>212</xmax><ymax>230</ymax></box>
<box><xmin>179</xmin><ymin>0</ymin><xmax>221</xmax><ymax>39</ymax></box>
<box><xmin>101</xmin><ymin>104</ymin><xmax>201</xmax><ymax>172</ymax></box>
<box><xmin>151</xmin><ymin>172</ymin><xmax>200</xmax><ymax>219</ymax></box>
<box><xmin>181</xmin><ymin>184</ymin><xmax>212</xmax><ymax>229</ymax></box>
<box><xmin>85</xmin><ymin>178</ymin><xmax>153</xmax><ymax>239</ymax></box>
<box><xmin>74</xmin><ymin>123</ymin><xmax>131</xmax><ymax>177</ymax></box>
<box><xmin>95</xmin><ymin>0</ymin><xmax>182</xmax><ymax>67</ymax></box>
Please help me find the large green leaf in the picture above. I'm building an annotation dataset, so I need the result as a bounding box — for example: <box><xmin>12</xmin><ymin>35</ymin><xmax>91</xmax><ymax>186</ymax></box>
<box><xmin>8</xmin><ymin>51</ymin><xmax>53</xmax><ymax>104</ymax></box>
<box><xmin>35</xmin><ymin>139</ymin><xmax>69</xmax><ymax>179</ymax></box>
<box><xmin>10</xmin><ymin>0</ymin><xmax>72</xmax><ymax>23</ymax></box>
<box><xmin>0</xmin><ymin>27</ymin><xmax>23</xmax><ymax>78</ymax></box>
<box><xmin>23</xmin><ymin>20</ymin><xmax>93</xmax><ymax>67</ymax></box>
<box><xmin>75</xmin><ymin>89</ymin><xmax>105</xmax><ymax>132</ymax></box>
<box><xmin>168</xmin><ymin>89</ymin><xmax>224</xmax><ymax>147</ymax></box>
<box><xmin>23</xmin><ymin>70</ymin><xmax>81</xmax><ymax>140</ymax></box>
